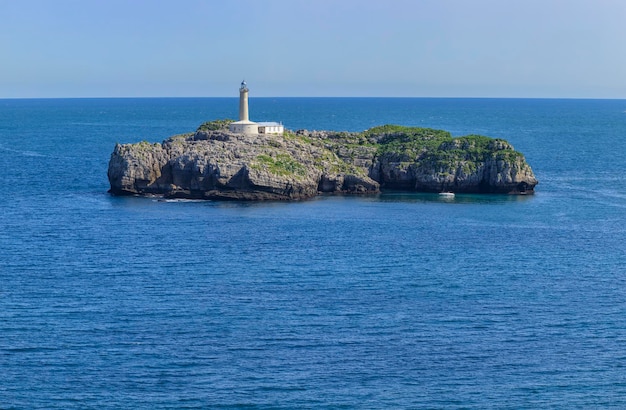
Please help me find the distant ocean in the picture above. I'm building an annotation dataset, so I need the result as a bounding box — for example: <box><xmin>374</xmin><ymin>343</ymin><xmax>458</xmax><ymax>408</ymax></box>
<box><xmin>2</xmin><ymin>97</ymin><xmax>626</xmax><ymax>408</ymax></box>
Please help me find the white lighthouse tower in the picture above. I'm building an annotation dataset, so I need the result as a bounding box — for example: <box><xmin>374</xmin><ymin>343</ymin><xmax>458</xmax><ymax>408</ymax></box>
<box><xmin>239</xmin><ymin>81</ymin><xmax>250</xmax><ymax>122</ymax></box>
<box><xmin>228</xmin><ymin>81</ymin><xmax>258</xmax><ymax>135</ymax></box>
<box><xmin>228</xmin><ymin>81</ymin><xmax>284</xmax><ymax>136</ymax></box>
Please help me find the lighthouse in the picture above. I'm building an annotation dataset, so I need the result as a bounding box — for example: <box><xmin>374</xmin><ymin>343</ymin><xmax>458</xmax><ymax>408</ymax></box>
<box><xmin>228</xmin><ymin>81</ymin><xmax>284</xmax><ymax>136</ymax></box>
<box><xmin>239</xmin><ymin>81</ymin><xmax>249</xmax><ymax>122</ymax></box>
<box><xmin>228</xmin><ymin>80</ymin><xmax>258</xmax><ymax>135</ymax></box>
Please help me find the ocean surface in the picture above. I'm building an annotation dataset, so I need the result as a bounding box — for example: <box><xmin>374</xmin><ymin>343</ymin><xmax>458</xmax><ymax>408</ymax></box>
<box><xmin>1</xmin><ymin>97</ymin><xmax>626</xmax><ymax>408</ymax></box>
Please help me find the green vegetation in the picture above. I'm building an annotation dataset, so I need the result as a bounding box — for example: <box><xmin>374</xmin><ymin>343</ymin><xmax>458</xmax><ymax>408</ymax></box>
<box><xmin>312</xmin><ymin>150</ymin><xmax>365</xmax><ymax>175</ymax></box>
<box><xmin>283</xmin><ymin>131</ymin><xmax>314</xmax><ymax>145</ymax></box>
<box><xmin>196</xmin><ymin>119</ymin><xmax>234</xmax><ymax>132</ymax></box>
<box><xmin>323</xmin><ymin>131</ymin><xmax>376</xmax><ymax>148</ymax></box>
<box><xmin>368</xmin><ymin>125</ymin><xmax>452</xmax><ymax>159</ymax></box>
<box><xmin>189</xmin><ymin>120</ymin><xmax>526</xmax><ymax>180</ymax></box>
<box><xmin>359</xmin><ymin>125</ymin><xmax>522</xmax><ymax>170</ymax></box>
<box><xmin>437</xmin><ymin>135</ymin><xmax>519</xmax><ymax>164</ymax></box>
<box><xmin>254</xmin><ymin>153</ymin><xmax>307</xmax><ymax>177</ymax></box>
<box><xmin>363</xmin><ymin>124</ymin><xmax>424</xmax><ymax>136</ymax></box>
<box><xmin>169</xmin><ymin>133</ymin><xmax>193</xmax><ymax>141</ymax></box>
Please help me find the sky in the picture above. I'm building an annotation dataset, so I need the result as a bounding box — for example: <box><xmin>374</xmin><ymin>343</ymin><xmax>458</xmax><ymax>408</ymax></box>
<box><xmin>1</xmin><ymin>0</ymin><xmax>625</xmax><ymax>98</ymax></box>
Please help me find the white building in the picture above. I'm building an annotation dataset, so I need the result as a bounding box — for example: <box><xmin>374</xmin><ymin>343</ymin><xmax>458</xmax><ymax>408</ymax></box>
<box><xmin>228</xmin><ymin>81</ymin><xmax>284</xmax><ymax>136</ymax></box>
<box><xmin>258</xmin><ymin>122</ymin><xmax>284</xmax><ymax>135</ymax></box>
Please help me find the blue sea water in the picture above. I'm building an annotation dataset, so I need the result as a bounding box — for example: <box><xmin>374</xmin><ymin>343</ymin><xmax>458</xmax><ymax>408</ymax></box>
<box><xmin>1</xmin><ymin>97</ymin><xmax>626</xmax><ymax>408</ymax></box>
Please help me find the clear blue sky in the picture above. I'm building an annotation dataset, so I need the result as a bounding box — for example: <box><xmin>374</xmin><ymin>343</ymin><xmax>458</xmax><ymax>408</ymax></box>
<box><xmin>1</xmin><ymin>0</ymin><xmax>625</xmax><ymax>98</ymax></box>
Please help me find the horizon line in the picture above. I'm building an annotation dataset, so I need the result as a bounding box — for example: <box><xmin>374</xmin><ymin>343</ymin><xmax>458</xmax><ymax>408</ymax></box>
<box><xmin>2</xmin><ymin>95</ymin><xmax>626</xmax><ymax>101</ymax></box>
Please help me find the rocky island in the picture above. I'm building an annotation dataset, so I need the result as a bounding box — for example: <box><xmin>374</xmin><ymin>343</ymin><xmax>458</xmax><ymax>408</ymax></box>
<box><xmin>107</xmin><ymin>120</ymin><xmax>538</xmax><ymax>201</ymax></box>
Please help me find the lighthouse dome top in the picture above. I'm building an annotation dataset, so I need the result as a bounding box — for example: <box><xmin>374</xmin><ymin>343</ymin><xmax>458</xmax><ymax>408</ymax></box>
<box><xmin>240</xmin><ymin>80</ymin><xmax>248</xmax><ymax>91</ymax></box>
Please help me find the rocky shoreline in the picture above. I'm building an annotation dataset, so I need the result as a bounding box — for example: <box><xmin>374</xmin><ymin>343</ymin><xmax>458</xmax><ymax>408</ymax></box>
<box><xmin>107</xmin><ymin>121</ymin><xmax>538</xmax><ymax>200</ymax></box>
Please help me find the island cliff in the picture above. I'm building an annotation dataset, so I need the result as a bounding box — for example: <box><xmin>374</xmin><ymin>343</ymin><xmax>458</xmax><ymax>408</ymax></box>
<box><xmin>107</xmin><ymin>121</ymin><xmax>538</xmax><ymax>200</ymax></box>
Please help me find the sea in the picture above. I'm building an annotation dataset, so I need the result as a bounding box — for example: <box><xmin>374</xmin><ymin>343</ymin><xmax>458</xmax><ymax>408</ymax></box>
<box><xmin>1</xmin><ymin>97</ymin><xmax>626</xmax><ymax>409</ymax></box>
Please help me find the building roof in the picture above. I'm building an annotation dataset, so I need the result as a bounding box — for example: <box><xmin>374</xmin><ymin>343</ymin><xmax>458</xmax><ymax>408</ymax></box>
<box><xmin>257</xmin><ymin>122</ymin><xmax>283</xmax><ymax>127</ymax></box>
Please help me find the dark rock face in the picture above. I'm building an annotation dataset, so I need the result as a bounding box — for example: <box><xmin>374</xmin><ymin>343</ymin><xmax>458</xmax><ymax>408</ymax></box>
<box><xmin>108</xmin><ymin>125</ymin><xmax>538</xmax><ymax>200</ymax></box>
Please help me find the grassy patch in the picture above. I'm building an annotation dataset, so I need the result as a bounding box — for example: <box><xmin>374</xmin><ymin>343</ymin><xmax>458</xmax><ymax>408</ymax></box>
<box><xmin>283</xmin><ymin>131</ymin><xmax>316</xmax><ymax>145</ymax></box>
<box><xmin>255</xmin><ymin>153</ymin><xmax>307</xmax><ymax>177</ymax></box>
<box><xmin>368</xmin><ymin>125</ymin><xmax>452</xmax><ymax>158</ymax></box>
<box><xmin>197</xmin><ymin>119</ymin><xmax>234</xmax><ymax>132</ymax></box>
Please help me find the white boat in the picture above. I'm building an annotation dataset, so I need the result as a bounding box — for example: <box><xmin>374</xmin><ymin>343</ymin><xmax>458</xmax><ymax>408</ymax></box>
<box><xmin>438</xmin><ymin>192</ymin><xmax>455</xmax><ymax>197</ymax></box>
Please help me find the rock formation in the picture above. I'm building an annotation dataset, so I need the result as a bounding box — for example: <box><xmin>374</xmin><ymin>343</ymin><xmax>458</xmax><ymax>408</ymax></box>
<box><xmin>108</xmin><ymin>121</ymin><xmax>538</xmax><ymax>200</ymax></box>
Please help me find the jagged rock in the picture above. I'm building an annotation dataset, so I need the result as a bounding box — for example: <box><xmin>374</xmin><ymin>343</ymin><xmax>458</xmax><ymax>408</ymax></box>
<box><xmin>108</xmin><ymin>129</ymin><xmax>378</xmax><ymax>200</ymax></box>
<box><xmin>108</xmin><ymin>123</ymin><xmax>538</xmax><ymax>200</ymax></box>
<box><xmin>372</xmin><ymin>132</ymin><xmax>537</xmax><ymax>194</ymax></box>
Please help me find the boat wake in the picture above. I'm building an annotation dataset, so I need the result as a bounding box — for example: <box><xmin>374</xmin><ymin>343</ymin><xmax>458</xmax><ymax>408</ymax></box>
<box><xmin>0</xmin><ymin>146</ymin><xmax>45</xmax><ymax>157</ymax></box>
<box><xmin>154</xmin><ymin>198</ymin><xmax>208</xmax><ymax>203</ymax></box>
